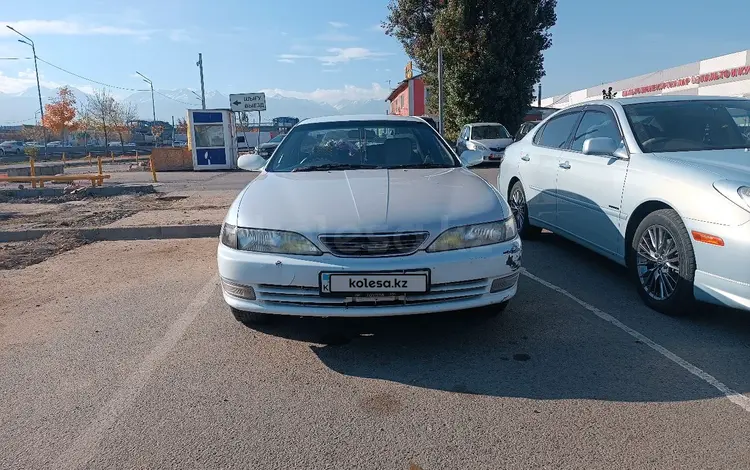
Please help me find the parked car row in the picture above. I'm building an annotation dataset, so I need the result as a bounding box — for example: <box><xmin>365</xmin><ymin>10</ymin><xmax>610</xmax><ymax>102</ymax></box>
<box><xmin>497</xmin><ymin>95</ymin><xmax>750</xmax><ymax>315</ymax></box>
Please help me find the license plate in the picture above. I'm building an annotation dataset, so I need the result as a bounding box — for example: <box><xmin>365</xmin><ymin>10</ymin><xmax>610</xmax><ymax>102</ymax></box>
<box><xmin>320</xmin><ymin>271</ymin><xmax>429</xmax><ymax>295</ymax></box>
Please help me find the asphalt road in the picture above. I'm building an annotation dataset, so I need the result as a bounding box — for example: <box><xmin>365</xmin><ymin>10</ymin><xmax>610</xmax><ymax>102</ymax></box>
<box><xmin>2</xmin><ymin>166</ymin><xmax>750</xmax><ymax>469</ymax></box>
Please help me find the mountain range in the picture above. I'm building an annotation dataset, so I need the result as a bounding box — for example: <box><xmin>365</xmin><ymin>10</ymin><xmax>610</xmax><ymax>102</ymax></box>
<box><xmin>0</xmin><ymin>86</ymin><xmax>389</xmax><ymax>125</ymax></box>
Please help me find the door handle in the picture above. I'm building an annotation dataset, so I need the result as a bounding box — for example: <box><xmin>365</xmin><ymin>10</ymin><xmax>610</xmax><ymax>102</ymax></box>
<box><xmin>521</xmin><ymin>154</ymin><xmax>530</xmax><ymax>161</ymax></box>
<box><xmin>559</xmin><ymin>161</ymin><xmax>571</xmax><ymax>169</ymax></box>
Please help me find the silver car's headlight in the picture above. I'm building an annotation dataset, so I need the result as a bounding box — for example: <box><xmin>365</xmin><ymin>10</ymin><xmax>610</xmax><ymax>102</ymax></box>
<box><xmin>427</xmin><ymin>218</ymin><xmax>517</xmax><ymax>252</ymax></box>
<box><xmin>221</xmin><ymin>223</ymin><xmax>322</xmax><ymax>255</ymax></box>
<box><xmin>739</xmin><ymin>186</ymin><xmax>750</xmax><ymax>208</ymax></box>
<box><xmin>474</xmin><ymin>143</ymin><xmax>488</xmax><ymax>151</ymax></box>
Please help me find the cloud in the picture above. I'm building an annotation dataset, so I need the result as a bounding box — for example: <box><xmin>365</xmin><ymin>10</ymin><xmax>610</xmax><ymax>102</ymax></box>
<box><xmin>315</xmin><ymin>32</ymin><xmax>357</xmax><ymax>42</ymax></box>
<box><xmin>369</xmin><ymin>24</ymin><xmax>385</xmax><ymax>33</ymax></box>
<box><xmin>0</xmin><ymin>69</ymin><xmax>62</xmax><ymax>94</ymax></box>
<box><xmin>277</xmin><ymin>58</ymin><xmax>295</xmax><ymax>64</ymax></box>
<box><xmin>168</xmin><ymin>29</ymin><xmax>196</xmax><ymax>43</ymax></box>
<box><xmin>279</xmin><ymin>54</ymin><xmax>310</xmax><ymax>60</ymax></box>
<box><xmin>260</xmin><ymin>83</ymin><xmax>388</xmax><ymax>104</ymax></box>
<box><xmin>328</xmin><ymin>21</ymin><xmax>348</xmax><ymax>28</ymax></box>
<box><xmin>321</xmin><ymin>68</ymin><xmax>341</xmax><ymax>73</ymax></box>
<box><xmin>1</xmin><ymin>19</ymin><xmax>153</xmax><ymax>40</ymax></box>
<box><xmin>318</xmin><ymin>47</ymin><xmax>392</xmax><ymax>65</ymax></box>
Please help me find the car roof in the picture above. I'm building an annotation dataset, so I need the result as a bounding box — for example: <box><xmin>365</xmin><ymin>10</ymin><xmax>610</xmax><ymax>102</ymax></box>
<box><xmin>468</xmin><ymin>122</ymin><xmax>505</xmax><ymax>127</ymax></box>
<box><xmin>297</xmin><ymin>114</ymin><xmax>424</xmax><ymax>126</ymax></box>
<box><xmin>574</xmin><ymin>95</ymin><xmax>750</xmax><ymax>107</ymax></box>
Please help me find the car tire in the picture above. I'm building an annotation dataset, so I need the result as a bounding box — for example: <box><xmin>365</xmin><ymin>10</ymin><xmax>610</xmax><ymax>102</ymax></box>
<box><xmin>230</xmin><ymin>307</ymin><xmax>274</xmax><ymax>326</ymax></box>
<box><xmin>628</xmin><ymin>209</ymin><xmax>696</xmax><ymax>316</ymax></box>
<box><xmin>509</xmin><ymin>181</ymin><xmax>542</xmax><ymax>240</ymax></box>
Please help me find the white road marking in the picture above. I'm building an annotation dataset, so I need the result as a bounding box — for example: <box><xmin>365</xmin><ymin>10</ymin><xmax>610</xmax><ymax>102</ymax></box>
<box><xmin>522</xmin><ymin>270</ymin><xmax>750</xmax><ymax>413</ymax></box>
<box><xmin>54</xmin><ymin>275</ymin><xmax>219</xmax><ymax>470</ymax></box>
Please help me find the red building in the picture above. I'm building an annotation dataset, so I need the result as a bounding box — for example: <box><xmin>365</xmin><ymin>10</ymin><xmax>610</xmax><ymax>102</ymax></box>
<box><xmin>386</xmin><ymin>72</ymin><xmax>428</xmax><ymax>117</ymax></box>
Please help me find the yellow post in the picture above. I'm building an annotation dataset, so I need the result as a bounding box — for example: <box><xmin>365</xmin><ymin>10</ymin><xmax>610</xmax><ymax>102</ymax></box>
<box><xmin>62</xmin><ymin>152</ymin><xmax>66</xmax><ymax>165</ymax></box>
<box><xmin>111</xmin><ymin>151</ymin><xmax>115</xmax><ymax>163</ymax></box>
<box><xmin>135</xmin><ymin>150</ymin><xmax>139</xmax><ymax>163</ymax></box>
<box><xmin>97</xmin><ymin>156</ymin><xmax>103</xmax><ymax>186</ymax></box>
<box><xmin>88</xmin><ymin>152</ymin><xmax>92</xmax><ymax>165</ymax></box>
<box><xmin>29</xmin><ymin>157</ymin><xmax>36</xmax><ymax>189</ymax></box>
<box><xmin>149</xmin><ymin>155</ymin><xmax>158</xmax><ymax>183</ymax></box>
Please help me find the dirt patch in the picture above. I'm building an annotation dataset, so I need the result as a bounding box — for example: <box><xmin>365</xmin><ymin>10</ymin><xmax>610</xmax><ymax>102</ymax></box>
<box><xmin>0</xmin><ymin>231</ymin><xmax>91</xmax><ymax>270</ymax></box>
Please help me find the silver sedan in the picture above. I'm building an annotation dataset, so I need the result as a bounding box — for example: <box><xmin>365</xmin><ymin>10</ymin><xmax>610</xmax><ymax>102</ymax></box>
<box><xmin>498</xmin><ymin>95</ymin><xmax>750</xmax><ymax>315</ymax></box>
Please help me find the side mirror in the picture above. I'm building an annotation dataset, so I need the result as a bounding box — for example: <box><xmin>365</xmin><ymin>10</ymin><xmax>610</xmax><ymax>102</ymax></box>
<box><xmin>582</xmin><ymin>137</ymin><xmax>620</xmax><ymax>157</ymax></box>
<box><xmin>237</xmin><ymin>153</ymin><xmax>267</xmax><ymax>171</ymax></box>
<box><xmin>459</xmin><ymin>150</ymin><xmax>484</xmax><ymax>168</ymax></box>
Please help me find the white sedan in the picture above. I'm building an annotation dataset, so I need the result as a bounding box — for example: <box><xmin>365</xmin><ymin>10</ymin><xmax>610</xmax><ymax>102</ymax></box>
<box><xmin>217</xmin><ymin>115</ymin><xmax>522</xmax><ymax>324</ymax></box>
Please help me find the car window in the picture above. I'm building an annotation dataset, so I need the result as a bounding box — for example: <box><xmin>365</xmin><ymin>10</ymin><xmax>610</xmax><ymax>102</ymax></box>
<box><xmin>459</xmin><ymin>126</ymin><xmax>468</xmax><ymax>140</ymax></box>
<box><xmin>537</xmin><ymin>112</ymin><xmax>581</xmax><ymax>149</ymax></box>
<box><xmin>570</xmin><ymin>110</ymin><xmax>623</xmax><ymax>152</ymax></box>
<box><xmin>624</xmin><ymin>99</ymin><xmax>750</xmax><ymax>153</ymax></box>
<box><xmin>471</xmin><ymin>125</ymin><xmax>511</xmax><ymax>140</ymax></box>
<box><xmin>267</xmin><ymin>120</ymin><xmax>460</xmax><ymax>172</ymax></box>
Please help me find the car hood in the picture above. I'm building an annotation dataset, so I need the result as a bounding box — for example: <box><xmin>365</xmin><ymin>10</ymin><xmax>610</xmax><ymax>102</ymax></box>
<box><xmin>233</xmin><ymin>168</ymin><xmax>509</xmax><ymax>236</ymax></box>
<box><xmin>472</xmin><ymin>138</ymin><xmax>513</xmax><ymax>150</ymax></box>
<box><xmin>259</xmin><ymin>142</ymin><xmax>279</xmax><ymax>149</ymax></box>
<box><xmin>659</xmin><ymin>149</ymin><xmax>750</xmax><ymax>181</ymax></box>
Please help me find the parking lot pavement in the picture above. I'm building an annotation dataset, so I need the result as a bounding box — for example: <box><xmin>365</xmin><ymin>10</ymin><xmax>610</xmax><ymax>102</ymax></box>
<box><xmin>3</xmin><ymin>236</ymin><xmax>750</xmax><ymax>469</ymax></box>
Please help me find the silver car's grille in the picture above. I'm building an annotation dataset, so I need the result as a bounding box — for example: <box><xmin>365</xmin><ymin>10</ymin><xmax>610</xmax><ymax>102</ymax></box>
<box><xmin>489</xmin><ymin>146</ymin><xmax>506</xmax><ymax>152</ymax></box>
<box><xmin>318</xmin><ymin>232</ymin><xmax>429</xmax><ymax>257</ymax></box>
<box><xmin>255</xmin><ymin>278</ymin><xmax>489</xmax><ymax>307</ymax></box>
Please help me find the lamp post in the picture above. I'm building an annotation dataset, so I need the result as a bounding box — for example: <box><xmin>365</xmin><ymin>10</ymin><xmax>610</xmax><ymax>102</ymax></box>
<box><xmin>7</xmin><ymin>25</ymin><xmax>47</xmax><ymax>157</ymax></box>
<box><xmin>135</xmin><ymin>71</ymin><xmax>157</xmax><ymax>146</ymax></box>
<box><xmin>190</xmin><ymin>90</ymin><xmax>202</xmax><ymax>104</ymax></box>
<box><xmin>196</xmin><ymin>53</ymin><xmax>206</xmax><ymax>109</ymax></box>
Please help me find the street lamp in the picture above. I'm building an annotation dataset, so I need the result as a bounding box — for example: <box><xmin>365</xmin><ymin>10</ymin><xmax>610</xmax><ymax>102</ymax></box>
<box><xmin>7</xmin><ymin>25</ymin><xmax>47</xmax><ymax>157</ymax></box>
<box><xmin>135</xmin><ymin>71</ymin><xmax>157</xmax><ymax>146</ymax></box>
<box><xmin>190</xmin><ymin>90</ymin><xmax>202</xmax><ymax>103</ymax></box>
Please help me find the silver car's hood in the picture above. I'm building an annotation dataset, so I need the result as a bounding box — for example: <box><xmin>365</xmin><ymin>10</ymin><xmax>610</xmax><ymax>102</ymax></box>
<box><xmin>234</xmin><ymin>168</ymin><xmax>509</xmax><ymax>234</ymax></box>
<box><xmin>474</xmin><ymin>138</ymin><xmax>513</xmax><ymax>149</ymax></box>
<box><xmin>661</xmin><ymin>149</ymin><xmax>750</xmax><ymax>180</ymax></box>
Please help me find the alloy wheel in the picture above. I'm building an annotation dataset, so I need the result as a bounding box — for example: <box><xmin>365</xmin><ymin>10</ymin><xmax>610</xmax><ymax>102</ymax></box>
<box><xmin>509</xmin><ymin>188</ymin><xmax>525</xmax><ymax>232</ymax></box>
<box><xmin>635</xmin><ymin>225</ymin><xmax>680</xmax><ymax>301</ymax></box>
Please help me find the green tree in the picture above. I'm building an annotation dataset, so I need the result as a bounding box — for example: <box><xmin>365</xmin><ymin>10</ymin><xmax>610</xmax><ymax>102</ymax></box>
<box><xmin>384</xmin><ymin>0</ymin><xmax>557</xmax><ymax>139</ymax></box>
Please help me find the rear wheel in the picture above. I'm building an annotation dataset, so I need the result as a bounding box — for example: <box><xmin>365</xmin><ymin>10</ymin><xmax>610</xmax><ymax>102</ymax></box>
<box><xmin>230</xmin><ymin>307</ymin><xmax>274</xmax><ymax>326</ymax></box>
<box><xmin>628</xmin><ymin>209</ymin><xmax>696</xmax><ymax>316</ymax></box>
<box><xmin>509</xmin><ymin>181</ymin><xmax>542</xmax><ymax>239</ymax></box>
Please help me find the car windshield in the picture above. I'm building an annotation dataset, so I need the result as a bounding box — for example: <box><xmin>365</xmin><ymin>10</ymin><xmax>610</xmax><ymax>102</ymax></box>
<box><xmin>472</xmin><ymin>125</ymin><xmax>511</xmax><ymax>140</ymax></box>
<box><xmin>268</xmin><ymin>134</ymin><xmax>284</xmax><ymax>143</ymax></box>
<box><xmin>266</xmin><ymin>120</ymin><xmax>459</xmax><ymax>172</ymax></box>
<box><xmin>624</xmin><ymin>99</ymin><xmax>750</xmax><ymax>153</ymax></box>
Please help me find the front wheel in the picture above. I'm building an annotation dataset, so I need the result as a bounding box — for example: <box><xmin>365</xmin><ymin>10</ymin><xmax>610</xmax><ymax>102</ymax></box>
<box><xmin>628</xmin><ymin>209</ymin><xmax>696</xmax><ymax>316</ymax></box>
<box><xmin>509</xmin><ymin>181</ymin><xmax>542</xmax><ymax>239</ymax></box>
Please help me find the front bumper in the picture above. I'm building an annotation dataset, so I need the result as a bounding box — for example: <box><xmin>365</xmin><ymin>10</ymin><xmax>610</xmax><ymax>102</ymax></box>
<box><xmin>480</xmin><ymin>149</ymin><xmax>505</xmax><ymax>162</ymax></box>
<box><xmin>687</xmin><ymin>218</ymin><xmax>750</xmax><ymax>311</ymax></box>
<box><xmin>217</xmin><ymin>238</ymin><xmax>522</xmax><ymax>317</ymax></box>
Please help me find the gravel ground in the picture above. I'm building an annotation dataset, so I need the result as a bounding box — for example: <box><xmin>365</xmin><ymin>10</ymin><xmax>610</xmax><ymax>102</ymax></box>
<box><xmin>0</xmin><ymin>231</ymin><xmax>92</xmax><ymax>270</ymax></box>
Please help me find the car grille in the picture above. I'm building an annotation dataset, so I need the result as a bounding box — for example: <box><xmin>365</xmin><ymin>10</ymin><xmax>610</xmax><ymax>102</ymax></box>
<box><xmin>318</xmin><ymin>232</ymin><xmax>429</xmax><ymax>257</ymax></box>
<box><xmin>255</xmin><ymin>278</ymin><xmax>489</xmax><ymax>307</ymax></box>
<box><xmin>489</xmin><ymin>147</ymin><xmax>506</xmax><ymax>152</ymax></box>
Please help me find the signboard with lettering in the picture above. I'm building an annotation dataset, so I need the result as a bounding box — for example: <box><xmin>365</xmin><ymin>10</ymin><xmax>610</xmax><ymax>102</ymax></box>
<box><xmin>229</xmin><ymin>93</ymin><xmax>267</xmax><ymax>112</ymax></box>
<box><xmin>622</xmin><ymin>65</ymin><xmax>750</xmax><ymax>97</ymax></box>
<box><xmin>405</xmin><ymin>61</ymin><xmax>413</xmax><ymax>80</ymax></box>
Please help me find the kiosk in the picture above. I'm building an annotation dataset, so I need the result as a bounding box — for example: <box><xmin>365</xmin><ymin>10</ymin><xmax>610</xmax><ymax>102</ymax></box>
<box><xmin>187</xmin><ymin>109</ymin><xmax>238</xmax><ymax>171</ymax></box>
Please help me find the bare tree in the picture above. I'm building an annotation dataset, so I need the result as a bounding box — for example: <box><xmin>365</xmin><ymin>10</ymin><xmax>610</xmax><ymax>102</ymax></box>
<box><xmin>112</xmin><ymin>101</ymin><xmax>138</xmax><ymax>153</ymax></box>
<box><xmin>85</xmin><ymin>88</ymin><xmax>117</xmax><ymax>148</ymax></box>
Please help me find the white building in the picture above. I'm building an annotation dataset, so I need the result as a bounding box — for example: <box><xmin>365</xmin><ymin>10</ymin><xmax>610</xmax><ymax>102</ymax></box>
<box><xmin>541</xmin><ymin>49</ymin><xmax>750</xmax><ymax>109</ymax></box>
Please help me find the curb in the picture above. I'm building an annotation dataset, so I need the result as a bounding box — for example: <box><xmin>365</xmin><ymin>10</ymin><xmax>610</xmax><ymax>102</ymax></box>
<box><xmin>0</xmin><ymin>185</ymin><xmax>156</xmax><ymax>199</ymax></box>
<box><xmin>0</xmin><ymin>224</ymin><xmax>221</xmax><ymax>243</ymax></box>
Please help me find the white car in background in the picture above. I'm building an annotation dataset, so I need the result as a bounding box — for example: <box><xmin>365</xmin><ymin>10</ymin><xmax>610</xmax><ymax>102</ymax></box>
<box><xmin>456</xmin><ymin>122</ymin><xmax>514</xmax><ymax>163</ymax></box>
<box><xmin>0</xmin><ymin>141</ymin><xmax>24</xmax><ymax>155</ymax></box>
<box><xmin>217</xmin><ymin>115</ymin><xmax>522</xmax><ymax>325</ymax></box>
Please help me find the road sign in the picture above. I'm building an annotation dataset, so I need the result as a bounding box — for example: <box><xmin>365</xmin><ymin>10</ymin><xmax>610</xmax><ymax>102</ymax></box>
<box><xmin>229</xmin><ymin>93</ymin><xmax>266</xmax><ymax>112</ymax></box>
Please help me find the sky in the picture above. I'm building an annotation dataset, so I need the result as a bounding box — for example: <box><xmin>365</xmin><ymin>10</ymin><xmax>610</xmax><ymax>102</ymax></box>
<box><xmin>1</xmin><ymin>0</ymin><xmax>749</xmax><ymax>104</ymax></box>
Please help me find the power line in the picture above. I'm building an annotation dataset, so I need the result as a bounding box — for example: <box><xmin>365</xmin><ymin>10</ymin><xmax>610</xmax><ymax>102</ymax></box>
<box><xmin>0</xmin><ymin>117</ymin><xmax>36</xmax><ymax>124</ymax></box>
<box><xmin>35</xmin><ymin>56</ymin><xmax>149</xmax><ymax>92</ymax></box>
<box><xmin>154</xmin><ymin>90</ymin><xmax>193</xmax><ymax>106</ymax></box>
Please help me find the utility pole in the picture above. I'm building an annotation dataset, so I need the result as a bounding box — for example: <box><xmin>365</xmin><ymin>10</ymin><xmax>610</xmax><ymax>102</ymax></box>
<box><xmin>537</xmin><ymin>84</ymin><xmax>542</xmax><ymax>108</ymax></box>
<box><xmin>197</xmin><ymin>53</ymin><xmax>206</xmax><ymax>109</ymax></box>
<box><xmin>437</xmin><ymin>47</ymin><xmax>444</xmax><ymax>136</ymax></box>
<box><xmin>135</xmin><ymin>71</ymin><xmax>157</xmax><ymax>146</ymax></box>
<box><xmin>172</xmin><ymin>116</ymin><xmax>175</xmax><ymax>146</ymax></box>
<box><xmin>7</xmin><ymin>25</ymin><xmax>47</xmax><ymax>157</ymax></box>
<box><xmin>257</xmin><ymin>111</ymin><xmax>261</xmax><ymax>150</ymax></box>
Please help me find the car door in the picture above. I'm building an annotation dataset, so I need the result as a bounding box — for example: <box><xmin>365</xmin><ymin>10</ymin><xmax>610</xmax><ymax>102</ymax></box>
<box><xmin>520</xmin><ymin>110</ymin><xmax>583</xmax><ymax>227</ymax></box>
<box><xmin>555</xmin><ymin>105</ymin><xmax>630</xmax><ymax>259</ymax></box>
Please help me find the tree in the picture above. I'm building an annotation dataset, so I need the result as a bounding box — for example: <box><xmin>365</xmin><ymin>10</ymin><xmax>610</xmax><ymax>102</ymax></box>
<box><xmin>42</xmin><ymin>86</ymin><xmax>78</xmax><ymax>142</ymax></box>
<box><xmin>112</xmin><ymin>101</ymin><xmax>138</xmax><ymax>151</ymax></box>
<box><xmin>384</xmin><ymin>0</ymin><xmax>557</xmax><ymax>138</ymax></box>
<box><xmin>85</xmin><ymin>88</ymin><xmax>117</xmax><ymax>148</ymax></box>
<box><xmin>20</xmin><ymin>125</ymin><xmax>46</xmax><ymax>143</ymax></box>
<box><xmin>176</xmin><ymin>117</ymin><xmax>188</xmax><ymax>134</ymax></box>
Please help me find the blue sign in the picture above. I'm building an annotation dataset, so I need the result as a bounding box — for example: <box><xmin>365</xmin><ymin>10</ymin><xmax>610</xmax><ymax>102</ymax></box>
<box><xmin>196</xmin><ymin>148</ymin><xmax>227</xmax><ymax>166</ymax></box>
<box><xmin>193</xmin><ymin>112</ymin><xmax>224</xmax><ymax>124</ymax></box>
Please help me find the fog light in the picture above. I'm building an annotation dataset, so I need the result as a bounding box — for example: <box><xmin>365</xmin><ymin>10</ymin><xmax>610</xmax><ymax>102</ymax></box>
<box><xmin>490</xmin><ymin>273</ymin><xmax>519</xmax><ymax>293</ymax></box>
<box><xmin>221</xmin><ymin>278</ymin><xmax>256</xmax><ymax>300</ymax></box>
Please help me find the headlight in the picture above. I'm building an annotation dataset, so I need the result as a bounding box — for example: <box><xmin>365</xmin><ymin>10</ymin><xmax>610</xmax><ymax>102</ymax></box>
<box><xmin>220</xmin><ymin>222</ymin><xmax>238</xmax><ymax>249</ymax></box>
<box><xmin>427</xmin><ymin>218</ymin><xmax>517</xmax><ymax>252</ymax></box>
<box><xmin>739</xmin><ymin>186</ymin><xmax>750</xmax><ymax>208</ymax></box>
<box><xmin>474</xmin><ymin>143</ymin><xmax>488</xmax><ymax>151</ymax></box>
<box><xmin>237</xmin><ymin>228</ymin><xmax>322</xmax><ymax>255</ymax></box>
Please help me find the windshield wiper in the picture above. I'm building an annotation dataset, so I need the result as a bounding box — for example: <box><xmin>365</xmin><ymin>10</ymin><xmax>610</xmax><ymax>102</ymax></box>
<box><xmin>389</xmin><ymin>163</ymin><xmax>455</xmax><ymax>169</ymax></box>
<box><xmin>292</xmin><ymin>163</ymin><xmax>380</xmax><ymax>172</ymax></box>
